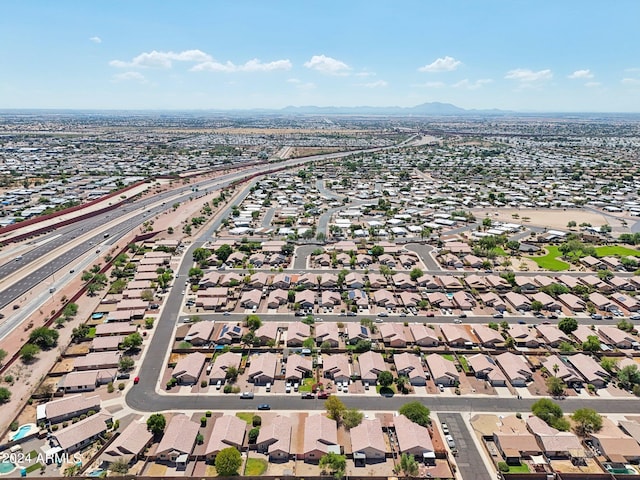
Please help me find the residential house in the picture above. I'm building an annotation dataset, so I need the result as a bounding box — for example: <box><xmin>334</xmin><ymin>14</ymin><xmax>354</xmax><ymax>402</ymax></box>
<box><xmin>598</xmin><ymin>326</ymin><xmax>637</xmax><ymax>349</ymax></box>
<box><xmin>204</xmin><ymin>415</ymin><xmax>247</xmax><ymax>460</ymax></box>
<box><xmin>393</xmin><ymin>414</ymin><xmax>434</xmax><ymax>460</ymax></box>
<box><xmin>479</xmin><ymin>292</ymin><xmax>507</xmax><ymax>311</ymax></box>
<box><xmin>493</xmin><ymin>416</ymin><xmax>541</xmax><ymax>464</ymax></box>
<box><xmin>515</xmin><ymin>277</ymin><xmax>538</xmax><ymax>294</ymax></box>
<box><xmin>287</xmin><ymin>322</ymin><xmax>311</xmax><ymax>347</ymax></box>
<box><xmin>508</xmin><ymin>324</ymin><xmax>540</xmax><ymax>348</ymax></box>
<box><xmin>495</xmin><ymin>352</ymin><xmax>532</xmax><ymax>387</ymax></box>
<box><xmin>611</xmin><ymin>293</ymin><xmax>640</xmax><ymax>312</ymax></box>
<box><xmin>485</xmin><ymin>274</ymin><xmax>511</xmax><ymax>291</ymax></box>
<box><xmin>255</xmin><ymin>323</ymin><xmax>280</xmax><ymax>345</ymax></box>
<box><xmin>350</xmin><ymin>419</ymin><xmax>387</xmax><ymax>463</ymax></box>
<box><xmin>247</xmin><ymin>352</ymin><xmax>278</xmax><ymax>385</ymax></box>
<box><xmin>558</xmin><ymin>293</ymin><xmax>586</xmax><ymax>312</ymax></box>
<box><xmin>214</xmin><ymin>323</ymin><xmax>243</xmax><ymax>345</ymax></box>
<box><xmin>372</xmin><ymin>290</ymin><xmax>397</xmax><ymax>308</ymax></box>
<box><xmin>323</xmin><ymin>354</ymin><xmax>351</xmax><ymax>383</ymax></box>
<box><xmin>409</xmin><ymin>324</ymin><xmax>439</xmax><ymax>347</ymax></box>
<box><xmin>100</xmin><ymin>420</ymin><xmax>153</xmax><ymax>465</ymax></box>
<box><xmin>239</xmin><ymin>289</ymin><xmax>261</xmax><ymax>309</ymax></box>
<box><xmin>536</xmin><ymin>324</ymin><xmax>571</xmax><ymax>347</ymax></box>
<box><xmin>52</xmin><ymin>413</ymin><xmax>112</xmax><ymax>454</ymax></box>
<box><xmin>209</xmin><ymin>352</ymin><xmax>241</xmax><ymax>385</ymax></box>
<box><xmin>394</xmin><ymin>353</ymin><xmax>427</xmax><ymax>386</ymax></box>
<box><xmin>74</xmin><ymin>352</ymin><xmax>121</xmax><ymax>371</ymax></box>
<box><xmin>37</xmin><ymin>394</ymin><xmax>100</xmax><ymax>425</ymax></box>
<box><xmin>295</xmin><ymin>290</ymin><xmax>316</xmax><ymax>310</ymax></box>
<box><xmin>590</xmin><ymin>418</ymin><xmax>640</xmax><ymax>463</ymax></box>
<box><xmin>467</xmin><ymin>354</ymin><xmax>506</xmax><ymax>386</ymax></box>
<box><xmin>267</xmin><ymin>289</ymin><xmax>288</xmax><ymax>309</ymax></box>
<box><xmin>285</xmin><ymin>355</ymin><xmax>313</xmax><ymax>382</ymax></box>
<box><xmin>504</xmin><ymin>292</ymin><xmax>531</xmax><ymax>311</ymax></box>
<box><xmin>540</xmin><ymin>355</ymin><xmax>582</xmax><ymax>386</ymax></box>
<box><xmin>172</xmin><ymin>352</ymin><xmax>206</xmax><ymax>385</ymax></box>
<box><xmin>358</xmin><ymin>351</ymin><xmax>386</xmax><ymax>385</ymax></box>
<box><xmin>156</xmin><ymin>414</ymin><xmax>200</xmax><ymax>465</ymax></box>
<box><xmin>302</xmin><ymin>414</ymin><xmax>338</xmax><ymax>462</ymax></box>
<box><xmin>566</xmin><ymin>353</ymin><xmax>609</xmax><ymax>388</ymax></box>
<box><xmin>473</xmin><ymin>325</ymin><xmax>504</xmax><ymax>348</ymax></box>
<box><xmin>452</xmin><ymin>291</ymin><xmax>476</xmax><ymax>310</ymax></box>
<box><xmin>183</xmin><ymin>321</ymin><xmax>215</xmax><ymax>346</ymax></box>
<box><xmin>425</xmin><ymin>353</ymin><xmax>459</xmax><ymax>387</ymax></box>
<box><xmin>378</xmin><ymin>323</ymin><xmax>408</xmax><ymax>348</ymax></box>
<box><xmin>526</xmin><ymin>416</ymin><xmax>584</xmax><ymax>459</ymax></box>
<box><xmin>316</xmin><ymin>322</ymin><xmax>340</xmax><ymax>347</ymax></box>
<box><xmin>345</xmin><ymin>323</ymin><xmax>369</xmax><ymax>345</ymax></box>
<box><xmin>257</xmin><ymin>415</ymin><xmax>292</xmax><ymax>461</ymax></box>
<box><xmin>427</xmin><ymin>292</ymin><xmax>453</xmax><ymax>309</ymax></box>
<box><xmin>440</xmin><ymin>324</ymin><xmax>475</xmax><ymax>347</ymax></box>
<box><xmin>529</xmin><ymin>292</ymin><xmax>561</xmax><ymax>311</ymax></box>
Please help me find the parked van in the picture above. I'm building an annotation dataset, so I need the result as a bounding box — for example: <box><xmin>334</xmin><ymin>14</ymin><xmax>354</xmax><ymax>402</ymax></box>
<box><xmin>265</xmin><ymin>382</ymin><xmax>271</xmax><ymax>392</ymax></box>
<box><xmin>215</xmin><ymin>380</ymin><xmax>222</xmax><ymax>390</ymax></box>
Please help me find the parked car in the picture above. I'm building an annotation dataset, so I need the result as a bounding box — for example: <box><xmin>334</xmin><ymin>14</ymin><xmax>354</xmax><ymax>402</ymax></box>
<box><xmin>117</xmin><ymin>373</ymin><xmax>130</xmax><ymax>380</ymax></box>
<box><xmin>377</xmin><ymin>312</ymin><xmax>388</xmax><ymax>317</ymax></box>
<box><xmin>458</xmin><ymin>313</ymin><xmax>467</xmax><ymax>318</ymax></box>
<box><xmin>317</xmin><ymin>392</ymin><xmax>329</xmax><ymax>399</ymax></box>
<box><xmin>445</xmin><ymin>435</ymin><xmax>456</xmax><ymax>449</ymax></box>
<box><xmin>441</xmin><ymin>422</ymin><xmax>449</xmax><ymax>435</ymax></box>
<box><xmin>240</xmin><ymin>392</ymin><xmax>254</xmax><ymax>399</ymax></box>
<box><xmin>453</xmin><ymin>319</ymin><xmax>462</xmax><ymax>324</ymax></box>
<box><xmin>257</xmin><ymin>404</ymin><xmax>270</xmax><ymax>410</ymax></box>
<box><xmin>438</xmin><ymin>384</ymin><xmax>445</xmax><ymax>392</ymax></box>
<box><xmin>493</xmin><ymin>313</ymin><xmax>503</xmax><ymax>318</ymax></box>
<box><xmin>301</xmin><ymin>393</ymin><xmax>315</xmax><ymax>399</ymax></box>
<box><xmin>133</xmin><ymin>376</ymin><xmax>140</xmax><ymax>384</ymax></box>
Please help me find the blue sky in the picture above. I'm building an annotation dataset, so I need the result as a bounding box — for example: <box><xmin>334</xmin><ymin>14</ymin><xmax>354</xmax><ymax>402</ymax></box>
<box><xmin>1</xmin><ymin>1</ymin><xmax>639</xmax><ymax>112</ymax></box>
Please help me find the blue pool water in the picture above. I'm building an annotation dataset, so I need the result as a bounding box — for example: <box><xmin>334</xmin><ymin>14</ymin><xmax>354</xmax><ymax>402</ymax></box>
<box><xmin>10</xmin><ymin>425</ymin><xmax>32</xmax><ymax>441</ymax></box>
<box><xmin>91</xmin><ymin>313</ymin><xmax>104</xmax><ymax>319</ymax></box>
<box><xmin>87</xmin><ymin>470</ymin><xmax>104</xmax><ymax>477</ymax></box>
<box><xmin>0</xmin><ymin>461</ymin><xmax>16</xmax><ymax>474</ymax></box>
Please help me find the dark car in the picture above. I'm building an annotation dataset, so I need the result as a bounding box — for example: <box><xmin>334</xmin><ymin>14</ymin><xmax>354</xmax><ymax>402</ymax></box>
<box><xmin>317</xmin><ymin>392</ymin><xmax>330</xmax><ymax>399</ymax></box>
<box><xmin>301</xmin><ymin>393</ymin><xmax>315</xmax><ymax>399</ymax></box>
<box><xmin>257</xmin><ymin>404</ymin><xmax>270</xmax><ymax>410</ymax></box>
<box><xmin>117</xmin><ymin>373</ymin><xmax>130</xmax><ymax>380</ymax></box>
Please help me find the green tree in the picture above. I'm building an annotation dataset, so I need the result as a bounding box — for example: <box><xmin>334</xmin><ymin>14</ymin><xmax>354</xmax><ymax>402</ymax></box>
<box><xmin>572</xmin><ymin>408</ymin><xmax>603</xmax><ymax>436</ymax></box>
<box><xmin>225</xmin><ymin>365</ymin><xmax>239</xmax><ymax>382</ymax></box>
<box><xmin>192</xmin><ymin>247</ymin><xmax>211</xmax><ymax>264</ymax></box>
<box><xmin>118</xmin><ymin>356</ymin><xmax>135</xmax><ymax>371</ymax></box>
<box><xmin>398</xmin><ymin>453</ymin><xmax>419</xmax><ymax>477</ymax></box>
<box><xmin>370</xmin><ymin>245</ymin><xmax>384</xmax><ymax>259</ymax></box>
<box><xmin>0</xmin><ymin>387</ymin><xmax>11</xmax><ymax>403</ymax></box>
<box><xmin>20</xmin><ymin>344</ymin><xmax>40</xmax><ymax>362</ymax></box>
<box><xmin>342</xmin><ymin>408</ymin><xmax>364</xmax><ymax>430</ymax></box>
<box><xmin>325</xmin><ymin>395</ymin><xmax>346</xmax><ymax>423</ymax></box>
<box><xmin>29</xmin><ymin>327</ymin><xmax>59</xmax><ymax>349</ymax></box>
<box><xmin>530</xmin><ymin>300</ymin><xmax>544</xmax><ymax>312</ymax></box>
<box><xmin>600</xmin><ymin>357</ymin><xmax>618</xmax><ymax>374</ymax></box>
<box><xmin>582</xmin><ymin>335</ymin><xmax>601</xmax><ymax>352</ymax></box>
<box><xmin>109</xmin><ymin>458</ymin><xmax>130</xmax><ymax>475</ymax></box>
<box><xmin>215</xmin><ymin>244</ymin><xmax>233</xmax><ymax>263</ymax></box>
<box><xmin>146</xmin><ymin>413</ymin><xmax>166</xmax><ymax>437</ymax></box>
<box><xmin>0</xmin><ymin>348</ymin><xmax>7</xmax><ymax>366</ymax></box>
<box><xmin>558</xmin><ymin>317</ymin><xmax>578</xmax><ymax>335</ymax></box>
<box><xmin>248</xmin><ymin>427</ymin><xmax>260</xmax><ymax>444</ymax></box>
<box><xmin>215</xmin><ymin>447</ymin><xmax>242</xmax><ymax>476</ymax></box>
<box><xmin>546</xmin><ymin>376</ymin><xmax>566</xmax><ymax>397</ymax></box>
<box><xmin>121</xmin><ymin>332</ymin><xmax>143</xmax><ymax>351</ymax></box>
<box><xmin>409</xmin><ymin>267</ymin><xmax>424</xmax><ymax>281</ymax></box>
<box><xmin>398</xmin><ymin>402</ymin><xmax>431</xmax><ymax>426</ymax></box>
<box><xmin>319</xmin><ymin>452</ymin><xmax>346</xmax><ymax>480</ymax></box>
<box><xmin>531</xmin><ymin>398</ymin><xmax>569</xmax><ymax>431</ymax></box>
<box><xmin>246</xmin><ymin>314</ymin><xmax>262</xmax><ymax>331</ymax></box>
<box><xmin>618</xmin><ymin>364</ymin><xmax>640</xmax><ymax>390</ymax></box>
<box><xmin>302</xmin><ymin>338</ymin><xmax>315</xmax><ymax>349</ymax></box>
<box><xmin>377</xmin><ymin>370</ymin><xmax>394</xmax><ymax>387</ymax></box>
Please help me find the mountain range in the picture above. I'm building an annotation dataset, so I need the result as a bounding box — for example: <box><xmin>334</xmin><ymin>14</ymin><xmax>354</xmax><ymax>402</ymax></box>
<box><xmin>279</xmin><ymin>102</ymin><xmax>510</xmax><ymax>116</ymax></box>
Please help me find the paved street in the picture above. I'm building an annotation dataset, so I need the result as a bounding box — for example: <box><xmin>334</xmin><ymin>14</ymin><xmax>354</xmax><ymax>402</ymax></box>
<box><xmin>439</xmin><ymin>413</ymin><xmax>492</xmax><ymax>480</ymax></box>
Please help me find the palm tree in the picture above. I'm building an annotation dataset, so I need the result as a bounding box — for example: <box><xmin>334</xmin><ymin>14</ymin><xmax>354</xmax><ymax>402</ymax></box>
<box><xmin>552</xmin><ymin>363</ymin><xmax>560</xmax><ymax>376</ymax></box>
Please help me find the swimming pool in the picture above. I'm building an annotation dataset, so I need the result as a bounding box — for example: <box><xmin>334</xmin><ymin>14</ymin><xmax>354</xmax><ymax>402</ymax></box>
<box><xmin>10</xmin><ymin>423</ymin><xmax>36</xmax><ymax>441</ymax></box>
<box><xmin>91</xmin><ymin>313</ymin><xmax>104</xmax><ymax>320</ymax></box>
<box><xmin>87</xmin><ymin>469</ymin><xmax>104</xmax><ymax>477</ymax></box>
<box><xmin>0</xmin><ymin>461</ymin><xmax>16</xmax><ymax>475</ymax></box>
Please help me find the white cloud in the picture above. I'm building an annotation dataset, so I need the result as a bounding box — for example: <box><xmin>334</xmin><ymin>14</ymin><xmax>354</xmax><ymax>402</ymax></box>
<box><xmin>287</xmin><ymin>78</ymin><xmax>301</xmax><ymax>83</ymax></box>
<box><xmin>110</xmin><ymin>49</ymin><xmax>213</xmax><ymax>69</ymax></box>
<box><xmin>112</xmin><ymin>71</ymin><xmax>146</xmax><ymax>83</ymax></box>
<box><xmin>505</xmin><ymin>68</ymin><xmax>553</xmax><ymax>82</ymax></box>
<box><xmin>453</xmin><ymin>78</ymin><xmax>493</xmax><ymax>90</ymax></box>
<box><xmin>412</xmin><ymin>81</ymin><xmax>446</xmax><ymax>88</ymax></box>
<box><xmin>585</xmin><ymin>81</ymin><xmax>601</xmax><ymax>88</ymax></box>
<box><xmin>304</xmin><ymin>55</ymin><xmax>350</xmax><ymax>75</ymax></box>
<box><xmin>191</xmin><ymin>58</ymin><xmax>291</xmax><ymax>73</ymax></box>
<box><xmin>89</xmin><ymin>36</ymin><xmax>102</xmax><ymax>44</ymax></box>
<box><xmin>356</xmin><ymin>80</ymin><xmax>388</xmax><ymax>88</ymax></box>
<box><xmin>418</xmin><ymin>56</ymin><xmax>462</xmax><ymax>73</ymax></box>
<box><xmin>568</xmin><ymin>69</ymin><xmax>594</xmax><ymax>79</ymax></box>
<box><xmin>622</xmin><ymin>78</ymin><xmax>640</xmax><ymax>85</ymax></box>
<box><xmin>354</xmin><ymin>71</ymin><xmax>376</xmax><ymax>77</ymax></box>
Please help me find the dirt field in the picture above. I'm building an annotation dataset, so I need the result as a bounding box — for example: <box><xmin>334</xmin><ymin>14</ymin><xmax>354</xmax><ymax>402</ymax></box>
<box><xmin>474</xmin><ymin>207</ymin><xmax>633</xmax><ymax>232</ymax></box>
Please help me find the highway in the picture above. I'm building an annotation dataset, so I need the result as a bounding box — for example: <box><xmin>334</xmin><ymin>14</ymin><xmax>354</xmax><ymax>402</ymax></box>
<box><xmin>0</xmin><ymin>146</ymin><xmax>385</xmax><ymax>338</ymax></box>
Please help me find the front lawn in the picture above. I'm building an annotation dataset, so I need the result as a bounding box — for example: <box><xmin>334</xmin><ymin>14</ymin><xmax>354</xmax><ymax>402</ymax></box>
<box><xmin>442</xmin><ymin>354</ymin><xmax>455</xmax><ymax>361</ymax></box>
<box><xmin>244</xmin><ymin>458</ymin><xmax>268</xmax><ymax>476</ymax></box>
<box><xmin>526</xmin><ymin>246</ymin><xmax>570</xmax><ymax>271</ymax></box>
<box><xmin>595</xmin><ymin>245</ymin><xmax>640</xmax><ymax>257</ymax></box>
<box><xmin>298</xmin><ymin>378</ymin><xmax>315</xmax><ymax>392</ymax></box>
<box><xmin>235</xmin><ymin>412</ymin><xmax>253</xmax><ymax>424</ymax></box>
<box><xmin>458</xmin><ymin>356</ymin><xmax>471</xmax><ymax>373</ymax></box>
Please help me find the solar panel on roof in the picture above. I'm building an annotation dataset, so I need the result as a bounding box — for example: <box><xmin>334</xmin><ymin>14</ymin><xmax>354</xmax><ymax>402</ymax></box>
<box><xmin>232</xmin><ymin>326</ymin><xmax>241</xmax><ymax>334</ymax></box>
<box><xmin>360</xmin><ymin>326</ymin><xmax>368</xmax><ymax>335</ymax></box>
